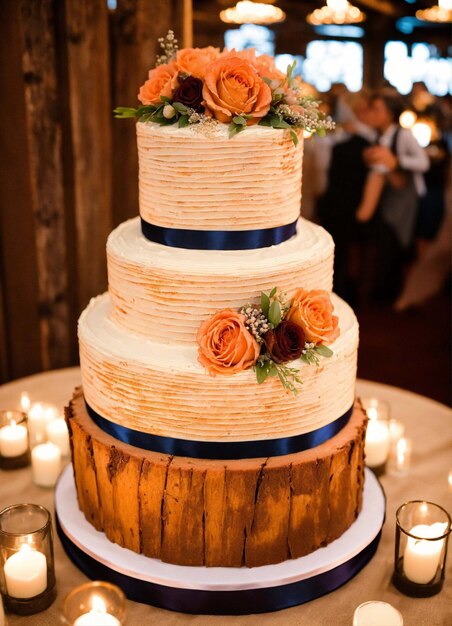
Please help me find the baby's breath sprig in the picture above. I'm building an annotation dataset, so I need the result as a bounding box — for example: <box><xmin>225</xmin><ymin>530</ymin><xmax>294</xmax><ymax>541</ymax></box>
<box><xmin>300</xmin><ymin>342</ymin><xmax>333</xmax><ymax>366</ymax></box>
<box><xmin>240</xmin><ymin>305</ymin><xmax>270</xmax><ymax>344</ymax></box>
<box><xmin>254</xmin><ymin>355</ymin><xmax>302</xmax><ymax>394</ymax></box>
<box><xmin>156</xmin><ymin>30</ymin><xmax>178</xmax><ymax>66</ymax></box>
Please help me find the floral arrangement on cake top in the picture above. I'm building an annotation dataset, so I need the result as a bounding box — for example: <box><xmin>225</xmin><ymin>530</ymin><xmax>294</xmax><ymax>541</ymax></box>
<box><xmin>114</xmin><ymin>31</ymin><xmax>334</xmax><ymax>144</ymax></box>
<box><xmin>197</xmin><ymin>288</ymin><xmax>339</xmax><ymax>393</ymax></box>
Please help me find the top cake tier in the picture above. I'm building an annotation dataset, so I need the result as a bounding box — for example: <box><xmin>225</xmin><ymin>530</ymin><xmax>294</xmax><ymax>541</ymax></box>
<box><xmin>137</xmin><ymin>122</ymin><xmax>303</xmax><ymax>239</ymax></box>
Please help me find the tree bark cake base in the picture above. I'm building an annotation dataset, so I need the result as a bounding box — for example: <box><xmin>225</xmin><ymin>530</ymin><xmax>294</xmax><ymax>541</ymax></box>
<box><xmin>65</xmin><ymin>387</ymin><xmax>368</xmax><ymax>568</ymax></box>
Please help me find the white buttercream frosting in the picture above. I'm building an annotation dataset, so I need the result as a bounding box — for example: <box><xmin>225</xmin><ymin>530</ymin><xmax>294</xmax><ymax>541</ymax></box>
<box><xmin>78</xmin><ymin>293</ymin><xmax>358</xmax><ymax>442</ymax></box>
<box><xmin>107</xmin><ymin>217</ymin><xmax>334</xmax><ymax>343</ymax></box>
<box><xmin>137</xmin><ymin>122</ymin><xmax>303</xmax><ymax>231</ymax></box>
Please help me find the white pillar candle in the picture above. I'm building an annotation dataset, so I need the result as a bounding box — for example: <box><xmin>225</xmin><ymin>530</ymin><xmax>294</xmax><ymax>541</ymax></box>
<box><xmin>74</xmin><ymin>595</ymin><xmax>120</xmax><ymax>626</ymax></box>
<box><xmin>389</xmin><ymin>419</ymin><xmax>405</xmax><ymax>446</ymax></box>
<box><xmin>403</xmin><ymin>522</ymin><xmax>448</xmax><ymax>584</ymax></box>
<box><xmin>46</xmin><ymin>418</ymin><xmax>70</xmax><ymax>457</ymax></box>
<box><xmin>4</xmin><ymin>544</ymin><xmax>47</xmax><ymax>599</ymax></box>
<box><xmin>31</xmin><ymin>442</ymin><xmax>62</xmax><ymax>487</ymax></box>
<box><xmin>0</xmin><ymin>420</ymin><xmax>28</xmax><ymax>457</ymax></box>
<box><xmin>28</xmin><ymin>403</ymin><xmax>59</xmax><ymax>447</ymax></box>
<box><xmin>365</xmin><ymin>409</ymin><xmax>390</xmax><ymax>467</ymax></box>
<box><xmin>353</xmin><ymin>601</ymin><xmax>403</xmax><ymax>626</ymax></box>
<box><xmin>20</xmin><ymin>392</ymin><xmax>31</xmax><ymax>414</ymax></box>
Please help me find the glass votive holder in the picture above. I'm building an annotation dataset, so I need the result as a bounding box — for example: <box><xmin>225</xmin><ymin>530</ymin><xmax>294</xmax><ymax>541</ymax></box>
<box><xmin>0</xmin><ymin>410</ymin><xmax>30</xmax><ymax>470</ymax></box>
<box><xmin>389</xmin><ymin>419</ymin><xmax>405</xmax><ymax>447</ymax></box>
<box><xmin>63</xmin><ymin>581</ymin><xmax>127</xmax><ymax>625</ymax></box>
<box><xmin>0</xmin><ymin>504</ymin><xmax>56</xmax><ymax>615</ymax></box>
<box><xmin>393</xmin><ymin>500</ymin><xmax>451</xmax><ymax>597</ymax></box>
<box><xmin>362</xmin><ymin>399</ymin><xmax>391</xmax><ymax>475</ymax></box>
<box><xmin>353</xmin><ymin>601</ymin><xmax>403</xmax><ymax>626</ymax></box>
<box><xmin>27</xmin><ymin>402</ymin><xmax>59</xmax><ymax>448</ymax></box>
<box><xmin>388</xmin><ymin>437</ymin><xmax>412</xmax><ymax>476</ymax></box>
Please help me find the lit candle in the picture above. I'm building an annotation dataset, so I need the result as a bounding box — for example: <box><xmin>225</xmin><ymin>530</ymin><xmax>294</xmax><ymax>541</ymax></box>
<box><xmin>0</xmin><ymin>418</ymin><xmax>28</xmax><ymax>457</ymax></box>
<box><xmin>448</xmin><ymin>471</ymin><xmax>452</xmax><ymax>493</ymax></box>
<box><xmin>403</xmin><ymin>522</ymin><xmax>448</xmax><ymax>584</ymax></box>
<box><xmin>395</xmin><ymin>437</ymin><xmax>412</xmax><ymax>474</ymax></box>
<box><xmin>389</xmin><ymin>419</ymin><xmax>405</xmax><ymax>446</ymax></box>
<box><xmin>31</xmin><ymin>442</ymin><xmax>62</xmax><ymax>487</ymax></box>
<box><xmin>4</xmin><ymin>544</ymin><xmax>47</xmax><ymax>599</ymax></box>
<box><xmin>28</xmin><ymin>403</ymin><xmax>58</xmax><ymax>447</ymax></box>
<box><xmin>353</xmin><ymin>601</ymin><xmax>403</xmax><ymax>626</ymax></box>
<box><xmin>365</xmin><ymin>408</ymin><xmax>390</xmax><ymax>468</ymax></box>
<box><xmin>20</xmin><ymin>392</ymin><xmax>31</xmax><ymax>414</ymax></box>
<box><xmin>74</xmin><ymin>595</ymin><xmax>121</xmax><ymax>626</ymax></box>
<box><xmin>46</xmin><ymin>418</ymin><xmax>70</xmax><ymax>457</ymax></box>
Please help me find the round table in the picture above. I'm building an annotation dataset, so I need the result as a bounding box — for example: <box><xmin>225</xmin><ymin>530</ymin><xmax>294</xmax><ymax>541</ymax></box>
<box><xmin>0</xmin><ymin>368</ymin><xmax>451</xmax><ymax>626</ymax></box>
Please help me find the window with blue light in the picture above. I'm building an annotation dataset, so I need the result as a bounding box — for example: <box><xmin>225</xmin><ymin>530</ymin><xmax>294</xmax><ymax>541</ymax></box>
<box><xmin>302</xmin><ymin>41</ymin><xmax>363</xmax><ymax>93</ymax></box>
<box><xmin>384</xmin><ymin>41</ymin><xmax>452</xmax><ymax>96</ymax></box>
<box><xmin>224</xmin><ymin>25</ymin><xmax>275</xmax><ymax>56</ymax></box>
<box><xmin>275</xmin><ymin>54</ymin><xmax>304</xmax><ymax>78</ymax></box>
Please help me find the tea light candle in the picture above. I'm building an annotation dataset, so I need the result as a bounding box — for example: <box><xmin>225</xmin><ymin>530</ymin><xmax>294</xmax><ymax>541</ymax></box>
<box><xmin>20</xmin><ymin>392</ymin><xmax>31</xmax><ymax>414</ymax></box>
<box><xmin>4</xmin><ymin>544</ymin><xmax>47</xmax><ymax>599</ymax></box>
<box><xmin>0</xmin><ymin>418</ymin><xmax>28</xmax><ymax>457</ymax></box>
<box><xmin>46</xmin><ymin>418</ymin><xmax>70</xmax><ymax>457</ymax></box>
<box><xmin>31</xmin><ymin>442</ymin><xmax>62</xmax><ymax>487</ymax></box>
<box><xmin>403</xmin><ymin>522</ymin><xmax>448</xmax><ymax>584</ymax></box>
<box><xmin>353</xmin><ymin>601</ymin><xmax>403</xmax><ymax>625</ymax></box>
<box><xmin>365</xmin><ymin>408</ymin><xmax>390</xmax><ymax>468</ymax></box>
<box><xmin>28</xmin><ymin>403</ymin><xmax>58</xmax><ymax>447</ymax></box>
<box><xmin>389</xmin><ymin>419</ymin><xmax>405</xmax><ymax>446</ymax></box>
<box><xmin>73</xmin><ymin>595</ymin><xmax>120</xmax><ymax>626</ymax></box>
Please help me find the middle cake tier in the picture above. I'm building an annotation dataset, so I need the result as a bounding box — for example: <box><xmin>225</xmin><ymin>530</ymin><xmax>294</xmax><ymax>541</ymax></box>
<box><xmin>107</xmin><ymin>217</ymin><xmax>334</xmax><ymax>344</ymax></box>
<box><xmin>79</xmin><ymin>293</ymin><xmax>358</xmax><ymax>443</ymax></box>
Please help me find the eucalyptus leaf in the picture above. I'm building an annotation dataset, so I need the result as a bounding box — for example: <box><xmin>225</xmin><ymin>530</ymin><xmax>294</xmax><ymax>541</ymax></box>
<box><xmin>268</xmin><ymin>300</ymin><xmax>281</xmax><ymax>327</ymax></box>
<box><xmin>173</xmin><ymin>102</ymin><xmax>188</xmax><ymax>113</ymax></box>
<box><xmin>255</xmin><ymin>363</ymin><xmax>270</xmax><ymax>384</ymax></box>
<box><xmin>261</xmin><ymin>292</ymin><xmax>270</xmax><ymax>317</ymax></box>
<box><xmin>232</xmin><ymin>115</ymin><xmax>247</xmax><ymax>125</ymax></box>
<box><xmin>269</xmin><ymin>287</ymin><xmax>277</xmax><ymax>298</ymax></box>
<box><xmin>314</xmin><ymin>345</ymin><xmax>334</xmax><ymax>358</ymax></box>
<box><xmin>178</xmin><ymin>115</ymin><xmax>190</xmax><ymax>128</ymax></box>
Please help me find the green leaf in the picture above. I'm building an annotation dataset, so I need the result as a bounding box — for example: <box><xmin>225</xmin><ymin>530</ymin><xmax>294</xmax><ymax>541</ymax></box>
<box><xmin>262</xmin><ymin>77</ymin><xmax>273</xmax><ymax>86</ymax></box>
<box><xmin>173</xmin><ymin>102</ymin><xmax>188</xmax><ymax>113</ymax></box>
<box><xmin>269</xmin><ymin>287</ymin><xmax>277</xmax><ymax>298</ymax></box>
<box><xmin>255</xmin><ymin>362</ymin><xmax>270</xmax><ymax>384</ymax></box>
<box><xmin>113</xmin><ymin>106</ymin><xmax>139</xmax><ymax>118</ymax></box>
<box><xmin>268</xmin><ymin>362</ymin><xmax>278</xmax><ymax>377</ymax></box>
<box><xmin>286</xmin><ymin>60</ymin><xmax>297</xmax><ymax>83</ymax></box>
<box><xmin>314</xmin><ymin>345</ymin><xmax>334</xmax><ymax>358</ymax></box>
<box><xmin>268</xmin><ymin>300</ymin><xmax>281</xmax><ymax>327</ymax></box>
<box><xmin>232</xmin><ymin>115</ymin><xmax>247</xmax><ymax>125</ymax></box>
<box><xmin>290</xmin><ymin>129</ymin><xmax>299</xmax><ymax>146</ymax></box>
<box><xmin>258</xmin><ymin>117</ymin><xmax>272</xmax><ymax>127</ymax></box>
<box><xmin>160</xmin><ymin>95</ymin><xmax>172</xmax><ymax>103</ymax></box>
<box><xmin>178</xmin><ymin>115</ymin><xmax>190</xmax><ymax>128</ymax></box>
<box><xmin>261</xmin><ymin>292</ymin><xmax>270</xmax><ymax>317</ymax></box>
<box><xmin>228</xmin><ymin>122</ymin><xmax>246</xmax><ymax>139</ymax></box>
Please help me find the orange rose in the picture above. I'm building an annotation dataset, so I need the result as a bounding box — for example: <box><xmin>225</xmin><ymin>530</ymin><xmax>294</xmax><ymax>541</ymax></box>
<box><xmin>202</xmin><ymin>57</ymin><xmax>271</xmax><ymax>124</ymax></box>
<box><xmin>176</xmin><ymin>46</ymin><xmax>220</xmax><ymax>79</ymax></box>
<box><xmin>197</xmin><ymin>310</ymin><xmax>260</xmax><ymax>375</ymax></box>
<box><xmin>286</xmin><ymin>289</ymin><xmax>340</xmax><ymax>345</ymax></box>
<box><xmin>222</xmin><ymin>48</ymin><xmax>285</xmax><ymax>81</ymax></box>
<box><xmin>138</xmin><ymin>61</ymin><xmax>177</xmax><ymax>105</ymax></box>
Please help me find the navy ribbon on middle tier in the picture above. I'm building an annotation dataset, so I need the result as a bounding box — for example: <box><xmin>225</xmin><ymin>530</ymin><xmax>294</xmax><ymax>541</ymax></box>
<box><xmin>85</xmin><ymin>402</ymin><xmax>354</xmax><ymax>460</ymax></box>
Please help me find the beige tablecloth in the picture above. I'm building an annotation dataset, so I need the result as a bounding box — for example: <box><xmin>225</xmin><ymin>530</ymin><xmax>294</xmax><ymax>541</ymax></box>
<box><xmin>0</xmin><ymin>368</ymin><xmax>451</xmax><ymax>626</ymax></box>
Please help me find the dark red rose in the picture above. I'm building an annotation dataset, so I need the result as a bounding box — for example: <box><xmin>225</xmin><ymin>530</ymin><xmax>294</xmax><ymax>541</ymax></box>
<box><xmin>173</xmin><ymin>75</ymin><xmax>204</xmax><ymax>111</ymax></box>
<box><xmin>264</xmin><ymin>321</ymin><xmax>305</xmax><ymax>364</ymax></box>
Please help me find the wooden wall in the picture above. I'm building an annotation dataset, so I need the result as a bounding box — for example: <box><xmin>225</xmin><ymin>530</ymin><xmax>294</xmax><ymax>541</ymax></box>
<box><xmin>0</xmin><ymin>0</ymin><xmax>190</xmax><ymax>383</ymax></box>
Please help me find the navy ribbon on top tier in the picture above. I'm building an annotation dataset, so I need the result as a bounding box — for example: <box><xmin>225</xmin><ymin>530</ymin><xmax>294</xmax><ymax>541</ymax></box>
<box><xmin>140</xmin><ymin>218</ymin><xmax>298</xmax><ymax>250</ymax></box>
<box><xmin>85</xmin><ymin>402</ymin><xmax>353</xmax><ymax>460</ymax></box>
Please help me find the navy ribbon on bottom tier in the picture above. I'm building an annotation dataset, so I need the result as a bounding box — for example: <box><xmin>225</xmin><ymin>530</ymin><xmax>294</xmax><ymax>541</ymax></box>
<box><xmin>85</xmin><ymin>402</ymin><xmax>354</xmax><ymax>460</ymax></box>
<box><xmin>56</xmin><ymin>516</ymin><xmax>382</xmax><ymax>615</ymax></box>
<box><xmin>140</xmin><ymin>218</ymin><xmax>298</xmax><ymax>250</ymax></box>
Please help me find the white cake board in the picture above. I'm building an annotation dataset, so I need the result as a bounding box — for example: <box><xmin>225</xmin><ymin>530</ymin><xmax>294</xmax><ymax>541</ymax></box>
<box><xmin>55</xmin><ymin>465</ymin><xmax>385</xmax><ymax>614</ymax></box>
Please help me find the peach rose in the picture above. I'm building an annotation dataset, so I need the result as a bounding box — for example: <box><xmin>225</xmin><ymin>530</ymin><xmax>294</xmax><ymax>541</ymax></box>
<box><xmin>138</xmin><ymin>61</ymin><xmax>177</xmax><ymax>105</ymax></box>
<box><xmin>286</xmin><ymin>289</ymin><xmax>340</xmax><ymax>345</ymax></box>
<box><xmin>176</xmin><ymin>46</ymin><xmax>220</xmax><ymax>79</ymax></box>
<box><xmin>222</xmin><ymin>48</ymin><xmax>285</xmax><ymax>81</ymax></box>
<box><xmin>197</xmin><ymin>310</ymin><xmax>260</xmax><ymax>375</ymax></box>
<box><xmin>202</xmin><ymin>56</ymin><xmax>271</xmax><ymax>124</ymax></box>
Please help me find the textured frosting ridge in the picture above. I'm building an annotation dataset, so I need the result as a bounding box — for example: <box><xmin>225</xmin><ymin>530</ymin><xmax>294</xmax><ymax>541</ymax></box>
<box><xmin>78</xmin><ymin>293</ymin><xmax>358</xmax><ymax>443</ymax></box>
<box><xmin>137</xmin><ymin>122</ymin><xmax>303</xmax><ymax>231</ymax></box>
<box><xmin>107</xmin><ymin>217</ymin><xmax>334</xmax><ymax>343</ymax></box>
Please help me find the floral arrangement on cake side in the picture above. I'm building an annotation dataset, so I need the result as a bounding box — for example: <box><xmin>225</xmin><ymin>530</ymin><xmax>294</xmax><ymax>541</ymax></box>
<box><xmin>197</xmin><ymin>288</ymin><xmax>340</xmax><ymax>393</ymax></box>
<box><xmin>114</xmin><ymin>31</ymin><xmax>334</xmax><ymax>144</ymax></box>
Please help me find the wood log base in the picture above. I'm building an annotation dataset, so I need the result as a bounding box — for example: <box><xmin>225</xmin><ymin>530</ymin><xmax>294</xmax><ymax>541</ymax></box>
<box><xmin>66</xmin><ymin>388</ymin><xmax>367</xmax><ymax>568</ymax></box>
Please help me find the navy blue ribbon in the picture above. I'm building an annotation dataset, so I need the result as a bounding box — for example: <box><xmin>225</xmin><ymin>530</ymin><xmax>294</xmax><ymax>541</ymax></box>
<box><xmin>85</xmin><ymin>401</ymin><xmax>353</xmax><ymax>460</ymax></box>
<box><xmin>141</xmin><ymin>218</ymin><xmax>298</xmax><ymax>250</ymax></box>
<box><xmin>56</xmin><ymin>515</ymin><xmax>382</xmax><ymax>615</ymax></box>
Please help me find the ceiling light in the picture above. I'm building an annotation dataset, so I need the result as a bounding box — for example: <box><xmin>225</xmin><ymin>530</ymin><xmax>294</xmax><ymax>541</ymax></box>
<box><xmin>220</xmin><ymin>1</ymin><xmax>286</xmax><ymax>25</ymax></box>
<box><xmin>307</xmin><ymin>0</ymin><xmax>366</xmax><ymax>25</ymax></box>
<box><xmin>416</xmin><ymin>0</ymin><xmax>452</xmax><ymax>23</ymax></box>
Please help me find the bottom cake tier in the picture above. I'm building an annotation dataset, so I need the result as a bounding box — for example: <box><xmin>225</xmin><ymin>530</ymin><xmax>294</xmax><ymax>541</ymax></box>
<box><xmin>66</xmin><ymin>388</ymin><xmax>367</xmax><ymax>568</ymax></box>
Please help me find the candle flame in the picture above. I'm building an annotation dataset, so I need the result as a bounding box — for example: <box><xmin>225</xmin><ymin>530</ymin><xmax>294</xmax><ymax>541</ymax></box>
<box><xmin>367</xmin><ymin>407</ymin><xmax>378</xmax><ymax>421</ymax></box>
<box><xmin>91</xmin><ymin>594</ymin><xmax>107</xmax><ymax>613</ymax></box>
<box><xmin>448</xmin><ymin>471</ymin><xmax>452</xmax><ymax>489</ymax></box>
<box><xmin>20</xmin><ymin>392</ymin><xmax>31</xmax><ymax>413</ymax></box>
